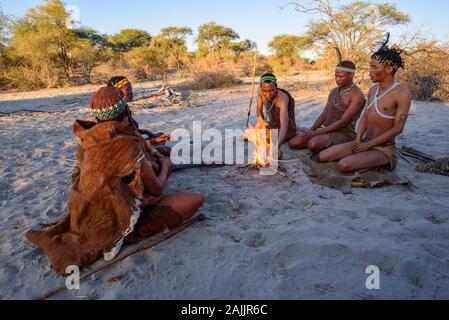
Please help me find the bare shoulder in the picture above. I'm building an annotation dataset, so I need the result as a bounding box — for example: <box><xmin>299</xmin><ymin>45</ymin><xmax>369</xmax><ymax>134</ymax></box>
<box><xmin>396</xmin><ymin>84</ymin><xmax>412</xmax><ymax>100</ymax></box>
<box><xmin>367</xmin><ymin>84</ymin><xmax>377</xmax><ymax>97</ymax></box>
<box><xmin>329</xmin><ymin>87</ymin><xmax>338</xmax><ymax>96</ymax></box>
<box><xmin>277</xmin><ymin>89</ymin><xmax>290</xmax><ymax>104</ymax></box>
<box><xmin>354</xmin><ymin>86</ymin><xmax>366</xmax><ymax>100</ymax></box>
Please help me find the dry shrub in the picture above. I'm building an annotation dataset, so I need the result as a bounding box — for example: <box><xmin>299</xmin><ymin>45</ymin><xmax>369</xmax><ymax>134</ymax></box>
<box><xmin>233</xmin><ymin>51</ymin><xmax>273</xmax><ymax>77</ymax></box>
<box><xmin>180</xmin><ymin>56</ymin><xmax>242</xmax><ymax>90</ymax></box>
<box><xmin>399</xmin><ymin>42</ymin><xmax>449</xmax><ymax>102</ymax></box>
<box><xmin>92</xmin><ymin>61</ymin><xmax>134</xmax><ymax>85</ymax></box>
<box><xmin>189</xmin><ymin>70</ymin><xmax>241</xmax><ymax>90</ymax></box>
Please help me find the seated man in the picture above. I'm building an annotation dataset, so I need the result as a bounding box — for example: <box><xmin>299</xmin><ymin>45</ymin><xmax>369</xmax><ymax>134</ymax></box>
<box><xmin>108</xmin><ymin>76</ymin><xmax>171</xmax><ymax>148</ymax></box>
<box><xmin>26</xmin><ymin>86</ymin><xmax>204</xmax><ymax>275</ymax></box>
<box><xmin>289</xmin><ymin>61</ymin><xmax>365</xmax><ymax>153</ymax></box>
<box><xmin>257</xmin><ymin>73</ymin><xmax>297</xmax><ymax>149</ymax></box>
<box><xmin>319</xmin><ymin>45</ymin><xmax>412</xmax><ymax>173</ymax></box>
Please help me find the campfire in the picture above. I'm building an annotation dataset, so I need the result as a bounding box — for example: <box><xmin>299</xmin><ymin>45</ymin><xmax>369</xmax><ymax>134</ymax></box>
<box><xmin>244</xmin><ymin>117</ymin><xmax>276</xmax><ymax>169</ymax></box>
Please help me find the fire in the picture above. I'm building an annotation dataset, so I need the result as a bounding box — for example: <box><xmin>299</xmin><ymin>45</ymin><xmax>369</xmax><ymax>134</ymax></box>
<box><xmin>244</xmin><ymin>117</ymin><xmax>274</xmax><ymax>168</ymax></box>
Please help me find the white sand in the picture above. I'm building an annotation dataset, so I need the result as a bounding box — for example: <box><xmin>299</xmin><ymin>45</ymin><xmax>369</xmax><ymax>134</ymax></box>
<box><xmin>1</xmin><ymin>78</ymin><xmax>448</xmax><ymax>300</ymax></box>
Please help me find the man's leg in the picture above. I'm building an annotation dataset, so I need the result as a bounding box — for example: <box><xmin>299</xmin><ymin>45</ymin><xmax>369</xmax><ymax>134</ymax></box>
<box><xmin>288</xmin><ymin>134</ymin><xmax>310</xmax><ymax>150</ymax></box>
<box><xmin>337</xmin><ymin>151</ymin><xmax>390</xmax><ymax>174</ymax></box>
<box><xmin>158</xmin><ymin>192</ymin><xmax>205</xmax><ymax>220</ymax></box>
<box><xmin>307</xmin><ymin>134</ymin><xmax>333</xmax><ymax>153</ymax></box>
<box><xmin>318</xmin><ymin>142</ymin><xmax>354</xmax><ymax>163</ymax></box>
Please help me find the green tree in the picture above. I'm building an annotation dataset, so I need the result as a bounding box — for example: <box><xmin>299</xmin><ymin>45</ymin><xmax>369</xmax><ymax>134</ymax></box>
<box><xmin>229</xmin><ymin>39</ymin><xmax>256</xmax><ymax>62</ymax></box>
<box><xmin>269</xmin><ymin>34</ymin><xmax>311</xmax><ymax>74</ymax></box>
<box><xmin>71</xmin><ymin>38</ymin><xmax>106</xmax><ymax>84</ymax></box>
<box><xmin>74</xmin><ymin>27</ymin><xmax>109</xmax><ymax>49</ymax></box>
<box><xmin>0</xmin><ymin>6</ymin><xmax>11</xmax><ymax>66</ymax></box>
<box><xmin>286</xmin><ymin>0</ymin><xmax>410</xmax><ymax>66</ymax></box>
<box><xmin>10</xmin><ymin>0</ymin><xmax>77</xmax><ymax>87</ymax></box>
<box><xmin>196</xmin><ymin>22</ymin><xmax>240</xmax><ymax>58</ymax></box>
<box><xmin>124</xmin><ymin>45</ymin><xmax>167</xmax><ymax>80</ymax></box>
<box><xmin>109</xmin><ymin>29</ymin><xmax>152</xmax><ymax>52</ymax></box>
<box><xmin>151</xmin><ymin>27</ymin><xmax>192</xmax><ymax>69</ymax></box>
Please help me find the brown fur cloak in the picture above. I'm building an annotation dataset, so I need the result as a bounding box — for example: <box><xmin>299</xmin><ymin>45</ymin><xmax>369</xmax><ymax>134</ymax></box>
<box><xmin>26</xmin><ymin>118</ymin><xmax>170</xmax><ymax>275</ymax></box>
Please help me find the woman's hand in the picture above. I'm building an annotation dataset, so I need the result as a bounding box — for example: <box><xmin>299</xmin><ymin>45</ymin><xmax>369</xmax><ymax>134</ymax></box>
<box><xmin>158</xmin><ymin>156</ymin><xmax>173</xmax><ymax>178</ymax></box>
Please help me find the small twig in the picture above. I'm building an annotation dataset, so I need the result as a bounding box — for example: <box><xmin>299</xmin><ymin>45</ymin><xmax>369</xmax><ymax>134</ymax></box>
<box><xmin>274</xmin><ymin>158</ymin><xmax>303</xmax><ymax>163</ymax></box>
<box><xmin>275</xmin><ymin>169</ymin><xmax>299</xmax><ymax>185</ymax></box>
<box><xmin>401</xmin><ymin>146</ymin><xmax>438</xmax><ymax>162</ymax></box>
<box><xmin>399</xmin><ymin>150</ymin><xmax>432</xmax><ymax>163</ymax></box>
<box><xmin>396</xmin><ymin>151</ymin><xmax>412</xmax><ymax>164</ymax></box>
<box><xmin>392</xmin><ymin>217</ymin><xmax>406</xmax><ymax>244</ymax></box>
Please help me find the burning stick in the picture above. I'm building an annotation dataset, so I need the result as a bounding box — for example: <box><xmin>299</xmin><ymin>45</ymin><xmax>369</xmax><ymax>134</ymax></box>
<box><xmin>244</xmin><ymin>117</ymin><xmax>275</xmax><ymax>168</ymax></box>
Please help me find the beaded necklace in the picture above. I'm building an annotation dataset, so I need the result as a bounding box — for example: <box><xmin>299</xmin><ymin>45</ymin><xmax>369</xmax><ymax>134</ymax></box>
<box><xmin>339</xmin><ymin>83</ymin><xmax>356</xmax><ymax>96</ymax></box>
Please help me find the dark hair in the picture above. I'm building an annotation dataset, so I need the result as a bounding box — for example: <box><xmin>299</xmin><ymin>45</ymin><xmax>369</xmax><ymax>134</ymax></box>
<box><xmin>372</xmin><ymin>46</ymin><xmax>404</xmax><ymax>75</ymax></box>
<box><xmin>338</xmin><ymin>60</ymin><xmax>356</xmax><ymax>71</ymax></box>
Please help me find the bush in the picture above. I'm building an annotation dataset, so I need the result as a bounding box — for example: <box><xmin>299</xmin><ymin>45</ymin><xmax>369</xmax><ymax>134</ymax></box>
<box><xmin>399</xmin><ymin>42</ymin><xmax>449</xmax><ymax>102</ymax></box>
<box><xmin>186</xmin><ymin>70</ymin><xmax>241</xmax><ymax>90</ymax></box>
<box><xmin>180</xmin><ymin>56</ymin><xmax>242</xmax><ymax>90</ymax></box>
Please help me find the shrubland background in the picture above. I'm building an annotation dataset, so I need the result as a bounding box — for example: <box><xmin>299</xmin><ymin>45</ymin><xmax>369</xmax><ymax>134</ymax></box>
<box><xmin>0</xmin><ymin>0</ymin><xmax>447</xmax><ymax>101</ymax></box>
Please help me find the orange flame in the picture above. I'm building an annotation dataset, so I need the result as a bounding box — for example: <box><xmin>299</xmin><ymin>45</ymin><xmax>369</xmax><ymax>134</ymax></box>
<box><xmin>244</xmin><ymin>117</ymin><xmax>274</xmax><ymax>168</ymax></box>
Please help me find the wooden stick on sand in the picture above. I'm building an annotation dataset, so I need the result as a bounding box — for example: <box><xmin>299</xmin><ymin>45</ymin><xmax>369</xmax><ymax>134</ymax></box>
<box><xmin>35</xmin><ymin>214</ymin><xmax>206</xmax><ymax>300</ymax></box>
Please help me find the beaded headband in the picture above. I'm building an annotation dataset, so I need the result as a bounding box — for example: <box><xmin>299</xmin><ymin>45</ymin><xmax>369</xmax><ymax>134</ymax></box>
<box><xmin>93</xmin><ymin>97</ymin><xmax>128</xmax><ymax>121</ymax></box>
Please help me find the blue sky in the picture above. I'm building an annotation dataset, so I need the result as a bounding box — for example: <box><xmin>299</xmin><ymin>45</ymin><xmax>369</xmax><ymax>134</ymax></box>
<box><xmin>1</xmin><ymin>0</ymin><xmax>448</xmax><ymax>54</ymax></box>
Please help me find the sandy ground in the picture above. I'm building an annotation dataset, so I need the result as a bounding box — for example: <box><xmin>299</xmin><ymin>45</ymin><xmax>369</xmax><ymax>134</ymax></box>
<box><xmin>0</xmin><ymin>77</ymin><xmax>448</xmax><ymax>300</ymax></box>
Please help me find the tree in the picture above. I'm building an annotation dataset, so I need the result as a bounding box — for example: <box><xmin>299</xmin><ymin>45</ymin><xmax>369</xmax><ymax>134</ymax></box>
<box><xmin>229</xmin><ymin>39</ymin><xmax>256</xmax><ymax>62</ymax></box>
<box><xmin>124</xmin><ymin>45</ymin><xmax>167</xmax><ymax>80</ymax></box>
<box><xmin>0</xmin><ymin>6</ymin><xmax>10</xmax><ymax>66</ymax></box>
<box><xmin>109</xmin><ymin>29</ymin><xmax>152</xmax><ymax>52</ymax></box>
<box><xmin>28</xmin><ymin>0</ymin><xmax>76</xmax><ymax>77</ymax></box>
<box><xmin>269</xmin><ymin>34</ymin><xmax>311</xmax><ymax>74</ymax></box>
<box><xmin>71</xmin><ymin>38</ymin><xmax>105</xmax><ymax>84</ymax></box>
<box><xmin>196</xmin><ymin>22</ymin><xmax>240</xmax><ymax>58</ymax></box>
<box><xmin>10</xmin><ymin>0</ymin><xmax>77</xmax><ymax>87</ymax></box>
<box><xmin>74</xmin><ymin>27</ymin><xmax>109</xmax><ymax>49</ymax></box>
<box><xmin>151</xmin><ymin>27</ymin><xmax>192</xmax><ymax>69</ymax></box>
<box><xmin>285</xmin><ymin>0</ymin><xmax>410</xmax><ymax>66</ymax></box>
<box><xmin>399</xmin><ymin>41</ymin><xmax>449</xmax><ymax>102</ymax></box>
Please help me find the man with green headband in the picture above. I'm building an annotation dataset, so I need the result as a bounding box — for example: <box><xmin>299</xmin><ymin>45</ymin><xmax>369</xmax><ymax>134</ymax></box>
<box><xmin>289</xmin><ymin>61</ymin><xmax>366</xmax><ymax>153</ymax></box>
<box><xmin>257</xmin><ymin>73</ymin><xmax>297</xmax><ymax>149</ymax></box>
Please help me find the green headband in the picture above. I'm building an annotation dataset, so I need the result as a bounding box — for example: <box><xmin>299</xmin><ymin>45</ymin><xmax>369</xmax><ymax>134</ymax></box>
<box><xmin>93</xmin><ymin>97</ymin><xmax>128</xmax><ymax>121</ymax></box>
<box><xmin>260</xmin><ymin>75</ymin><xmax>277</xmax><ymax>85</ymax></box>
<box><xmin>336</xmin><ymin>66</ymin><xmax>356</xmax><ymax>73</ymax></box>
